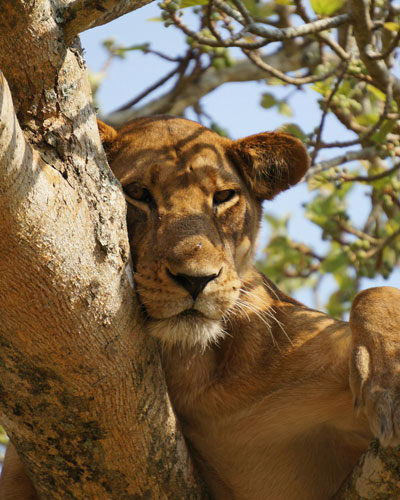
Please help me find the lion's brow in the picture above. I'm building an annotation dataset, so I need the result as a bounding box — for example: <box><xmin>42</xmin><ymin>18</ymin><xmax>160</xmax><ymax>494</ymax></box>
<box><xmin>214</xmin><ymin>168</ymin><xmax>240</xmax><ymax>185</ymax></box>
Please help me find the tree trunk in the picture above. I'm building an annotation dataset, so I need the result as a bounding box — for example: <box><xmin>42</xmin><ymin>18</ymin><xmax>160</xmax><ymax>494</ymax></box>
<box><xmin>333</xmin><ymin>440</ymin><xmax>400</xmax><ymax>500</ymax></box>
<box><xmin>0</xmin><ymin>1</ymin><xmax>207</xmax><ymax>498</ymax></box>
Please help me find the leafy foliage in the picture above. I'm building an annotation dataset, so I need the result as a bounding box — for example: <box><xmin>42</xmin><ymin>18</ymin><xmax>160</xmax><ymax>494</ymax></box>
<box><xmin>310</xmin><ymin>0</ymin><xmax>344</xmax><ymax>16</ymax></box>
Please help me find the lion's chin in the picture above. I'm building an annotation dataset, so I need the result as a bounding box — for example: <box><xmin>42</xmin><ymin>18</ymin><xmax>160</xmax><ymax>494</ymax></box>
<box><xmin>146</xmin><ymin>310</ymin><xmax>226</xmax><ymax>350</ymax></box>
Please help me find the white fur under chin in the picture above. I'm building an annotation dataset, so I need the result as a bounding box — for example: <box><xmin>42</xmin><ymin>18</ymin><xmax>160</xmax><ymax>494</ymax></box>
<box><xmin>146</xmin><ymin>313</ymin><xmax>226</xmax><ymax>350</ymax></box>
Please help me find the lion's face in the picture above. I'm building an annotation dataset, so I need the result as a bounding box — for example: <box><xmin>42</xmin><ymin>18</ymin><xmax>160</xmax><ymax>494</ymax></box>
<box><xmin>99</xmin><ymin>116</ymin><xmax>309</xmax><ymax>348</ymax></box>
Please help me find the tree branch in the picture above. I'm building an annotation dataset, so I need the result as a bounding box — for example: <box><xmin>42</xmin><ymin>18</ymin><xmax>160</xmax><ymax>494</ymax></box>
<box><xmin>294</xmin><ymin>0</ymin><xmax>351</xmax><ymax>60</ymax></box>
<box><xmin>337</xmin><ymin>162</ymin><xmax>400</xmax><ymax>183</ymax></box>
<box><xmin>105</xmin><ymin>40</ymin><xmax>330</xmax><ymax>125</ymax></box>
<box><xmin>244</xmin><ymin>50</ymin><xmax>345</xmax><ymax>86</ymax></box>
<box><xmin>246</xmin><ymin>13</ymin><xmax>351</xmax><ymax>40</ymax></box>
<box><xmin>212</xmin><ymin>0</ymin><xmax>351</xmax><ymax>40</ymax></box>
<box><xmin>333</xmin><ymin>440</ymin><xmax>400</xmax><ymax>499</ymax></box>
<box><xmin>306</xmin><ymin>147</ymin><xmax>380</xmax><ymax>179</ymax></box>
<box><xmin>61</xmin><ymin>0</ymin><xmax>153</xmax><ymax>42</ymax></box>
<box><xmin>349</xmin><ymin>0</ymin><xmax>400</xmax><ymax>106</ymax></box>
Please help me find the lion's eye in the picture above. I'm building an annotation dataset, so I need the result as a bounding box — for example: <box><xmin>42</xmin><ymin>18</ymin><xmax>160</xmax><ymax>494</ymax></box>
<box><xmin>213</xmin><ymin>189</ymin><xmax>237</xmax><ymax>206</ymax></box>
<box><xmin>124</xmin><ymin>184</ymin><xmax>152</xmax><ymax>204</ymax></box>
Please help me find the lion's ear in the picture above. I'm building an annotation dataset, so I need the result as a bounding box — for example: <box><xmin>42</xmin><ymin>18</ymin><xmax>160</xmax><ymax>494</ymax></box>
<box><xmin>229</xmin><ymin>132</ymin><xmax>309</xmax><ymax>201</ymax></box>
<box><xmin>97</xmin><ymin>119</ymin><xmax>119</xmax><ymax>161</ymax></box>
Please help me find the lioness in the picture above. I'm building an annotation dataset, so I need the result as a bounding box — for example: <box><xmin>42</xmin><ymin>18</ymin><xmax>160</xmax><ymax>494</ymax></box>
<box><xmin>1</xmin><ymin>116</ymin><xmax>400</xmax><ymax>500</ymax></box>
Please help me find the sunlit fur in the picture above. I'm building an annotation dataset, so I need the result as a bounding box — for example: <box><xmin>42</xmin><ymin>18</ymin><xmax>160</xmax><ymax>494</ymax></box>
<box><xmin>147</xmin><ymin>313</ymin><xmax>226</xmax><ymax>351</ymax></box>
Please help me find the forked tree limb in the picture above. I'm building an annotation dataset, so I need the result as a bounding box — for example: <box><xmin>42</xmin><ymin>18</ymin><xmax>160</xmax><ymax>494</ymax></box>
<box><xmin>0</xmin><ymin>0</ymin><xmax>207</xmax><ymax>497</ymax></box>
<box><xmin>61</xmin><ymin>0</ymin><xmax>153</xmax><ymax>43</ymax></box>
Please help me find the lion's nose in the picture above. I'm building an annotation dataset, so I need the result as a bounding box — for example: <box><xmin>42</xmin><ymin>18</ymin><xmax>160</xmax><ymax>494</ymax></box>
<box><xmin>167</xmin><ymin>269</ymin><xmax>220</xmax><ymax>300</ymax></box>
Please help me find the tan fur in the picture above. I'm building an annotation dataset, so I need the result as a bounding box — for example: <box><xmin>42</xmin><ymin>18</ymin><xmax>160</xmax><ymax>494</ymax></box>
<box><xmin>2</xmin><ymin>116</ymin><xmax>400</xmax><ymax>500</ymax></box>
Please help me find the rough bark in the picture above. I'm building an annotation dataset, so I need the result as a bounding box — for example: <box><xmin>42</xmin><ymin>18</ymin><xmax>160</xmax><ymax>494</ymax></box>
<box><xmin>333</xmin><ymin>440</ymin><xmax>400</xmax><ymax>500</ymax></box>
<box><xmin>61</xmin><ymin>0</ymin><xmax>153</xmax><ymax>43</ymax></box>
<box><xmin>0</xmin><ymin>1</ymin><xmax>206</xmax><ymax>499</ymax></box>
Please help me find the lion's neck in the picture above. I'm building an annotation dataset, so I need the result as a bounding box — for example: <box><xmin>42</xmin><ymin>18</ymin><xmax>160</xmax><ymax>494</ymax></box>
<box><xmin>160</xmin><ymin>270</ymin><xmax>293</xmax><ymax>418</ymax></box>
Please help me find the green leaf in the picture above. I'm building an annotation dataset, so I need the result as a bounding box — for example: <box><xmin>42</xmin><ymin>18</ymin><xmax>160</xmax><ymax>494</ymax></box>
<box><xmin>264</xmin><ymin>213</ymin><xmax>289</xmax><ymax>232</ymax></box>
<box><xmin>122</xmin><ymin>43</ymin><xmax>150</xmax><ymax>51</ymax></box>
<box><xmin>310</xmin><ymin>0</ymin><xmax>343</xmax><ymax>15</ymax></box>
<box><xmin>267</xmin><ymin>77</ymin><xmax>289</xmax><ymax>86</ymax></box>
<box><xmin>334</xmin><ymin>270</ymin><xmax>355</xmax><ymax>290</ymax></box>
<box><xmin>278</xmin><ymin>101</ymin><xmax>293</xmax><ymax>117</ymax></box>
<box><xmin>325</xmin><ymin>287</ymin><xmax>353</xmax><ymax>318</ymax></box>
<box><xmin>278</xmin><ymin>123</ymin><xmax>308</xmax><ymax>142</ymax></box>
<box><xmin>242</xmin><ymin>0</ymin><xmax>276</xmax><ymax>16</ymax></box>
<box><xmin>261</xmin><ymin>93</ymin><xmax>278</xmax><ymax>109</ymax></box>
<box><xmin>384</xmin><ymin>22</ymin><xmax>400</xmax><ymax>31</ymax></box>
<box><xmin>210</xmin><ymin>122</ymin><xmax>230</xmax><ymax>137</ymax></box>
<box><xmin>312</xmin><ymin>79</ymin><xmax>333</xmax><ymax>96</ymax></box>
<box><xmin>355</xmin><ymin>112</ymin><xmax>380</xmax><ymax>127</ymax></box>
<box><xmin>0</xmin><ymin>425</ymin><xmax>8</xmax><ymax>446</ymax></box>
<box><xmin>102</xmin><ymin>38</ymin><xmax>116</xmax><ymax>49</ymax></box>
<box><xmin>147</xmin><ymin>16</ymin><xmax>163</xmax><ymax>21</ymax></box>
<box><xmin>306</xmin><ymin>195</ymin><xmax>339</xmax><ymax>226</ymax></box>
<box><xmin>253</xmin><ymin>2</ymin><xmax>275</xmax><ymax>17</ymax></box>
<box><xmin>371</xmin><ymin>119</ymin><xmax>396</xmax><ymax>145</ymax></box>
<box><xmin>320</xmin><ymin>251</ymin><xmax>349</xmax><ymax>273</ymax></box>
<box><xmin>307</xmin><ymin>169</ymin><xmax>335</xmax><ymax>191</ymax></box>
<box><xmin>367</xmin><ymin>84</ymin><xmax>386</xmax><ymax>102</ymax></box>
<box><xmin>382</xmin><ymin>246</ymin><xmax>397</xmax><ymax>269</ymax></box>
<box><xmin>212</xmin><ymin>57</ymin><xmax>226</xmax><ymax>70</ymax></box>
<box><xmin>180</xmin><ymin>0</ymin><xmax>208</xmax><ymax>7</ymax></box>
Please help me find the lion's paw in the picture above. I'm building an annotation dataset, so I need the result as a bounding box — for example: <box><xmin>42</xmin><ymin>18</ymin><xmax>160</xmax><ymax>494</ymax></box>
<box><xmin>350</xmin><ymin>287</ymin><xmax>400</xmax><ymax>447</ymax></box>
<box><xmin>360</xmin><ymin>388</ymin><xmax>400</xmax><ymax>447</ymax></box>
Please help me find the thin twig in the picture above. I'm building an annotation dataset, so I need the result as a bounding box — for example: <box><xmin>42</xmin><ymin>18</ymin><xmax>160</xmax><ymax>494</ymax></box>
<box><xmin>290</xmin><ymin>241</ymin><xmax>324</xmax><ymax>261</ymax></box>
<box><xmin>230</xmin><ymin>0</ymin><xmax>253</xmax><ymax>25</ymax></box>
<box><xmin>312</xmin><ymin>77</ymin><xmax>393</xmax><ymax>153</ymax></box>
<box><xmin>358</xmin><ymin>77</ymin><xmax>393</xmax><ymax>140</ymax></box>
<box><xmin>168</xmin><ymin>2</ymin><xmax>351</xmax><ymax>48</ymax></box>
<box><xmin>336</xmin><ymin>220</ymin><xmax>380</xmax><ymax>244</ymax></box>
<box><xmin>367</xmin><ymin>30</ymin><xmax>400</xmax><ymax>60</ymax></box>
<box><xmin>244</xmin><ymin>50</ymin><xmax>345</xmax><ymax>86</ymax></box>
<box><xmin>170</xmin><ymin>11</ymin><xmax>266</xmax><ymax>49</ymax></box>
<box><xmin>306</xmin><ymin>146</ymin><xmax>379</xmax><ymax>179</ymax></box>
<box><xmin>113</xmin><ymin>66</ymin><xmax>181</xmax><ymax>112</ymax></box>
<box><xmin>206</xmin><ymin>0</ymin><xmax>224</xmax><ymax>43</ymax></box>
<box><xmin>143</xmin><ymin>48</ymin><xmax>182</xmax><ymax>63</ymax></box>
<box><xmin>311</xmin><ymin>62</ymin><xmax>349</xmax><ymax>165</ymax></box>
<box><xmin>161</xmin><ymin>51</ymin><xmax>211</xmax><ymax>115</ymax></box>
<box><xmin>364</xmin><ymin>228</ymin><xmax>400</xmax><ymax>258</ymax></box>
<box><xmin>335</xmin><ymin>162</ymin><xmax>400</xmax><ymax>183</ymax></box>
<box><xmin>245</xmin><ymin>14</ymin><xmax>352</xmax><ymax>41</ymax></box>
<box><xmin>294</xmin><ymin>0</ymin><xmax>351</xmax><ymax>60</ymax></box>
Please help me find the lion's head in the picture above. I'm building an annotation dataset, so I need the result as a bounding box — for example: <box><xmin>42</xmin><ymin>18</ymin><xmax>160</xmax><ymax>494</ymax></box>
<box><xmin>99</xmin><ymin>116</ymin><xmax>309</xmax><ymax>349</ymax></box>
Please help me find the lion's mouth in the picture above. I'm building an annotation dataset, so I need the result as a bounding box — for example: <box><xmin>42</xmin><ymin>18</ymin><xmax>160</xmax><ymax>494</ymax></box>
<box><xmin>146</xmin><ymin>308</ymin><xmax>225</xmax><ymax>348</ymax></box>
<box><xmin>176</xmin><ymin>308</ymin><xmax>206</xmax><ymax>320</ymax></box>
<box><xmin>142</xmin><ymin>302</ymin><xmax>211</xmax><ymax>322</ymax></box>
